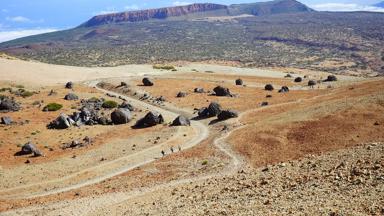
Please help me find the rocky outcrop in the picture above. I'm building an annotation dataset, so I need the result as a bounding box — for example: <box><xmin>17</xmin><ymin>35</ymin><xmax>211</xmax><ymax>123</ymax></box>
<box><xmin>81</xmin><ymin>3</ymin><xmax>228</xmax><ymax>27</ymax></box>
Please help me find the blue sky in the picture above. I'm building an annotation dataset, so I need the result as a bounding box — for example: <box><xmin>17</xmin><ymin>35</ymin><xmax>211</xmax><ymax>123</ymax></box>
<box><xmin>0</xmin><ymin>0</ymin><xmax>383</xmax><ymax>42</ymax></box>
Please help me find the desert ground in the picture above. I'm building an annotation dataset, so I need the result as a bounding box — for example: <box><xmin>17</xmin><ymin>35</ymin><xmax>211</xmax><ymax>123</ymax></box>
<box><xmin>0</xmin><ymin>56</ymin><xmax>383</xmax><ymax>215</ymax></box>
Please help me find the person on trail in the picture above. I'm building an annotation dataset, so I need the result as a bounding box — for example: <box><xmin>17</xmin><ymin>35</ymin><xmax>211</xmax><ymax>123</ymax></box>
<box><xmin>170</xmin><ymin>146</ymin><xmax>174</xmax><ymax>153</ymax></box>
<box><xmin>161</xmin><ymin>150</ymin><xmax>165</xmax><ymax>156</ymax></box>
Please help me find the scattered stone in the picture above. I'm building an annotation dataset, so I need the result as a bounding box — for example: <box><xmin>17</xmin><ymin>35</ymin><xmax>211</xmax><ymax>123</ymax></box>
<box><xmin>217</xmin><ymin>110</ymin><xmax>238</xmax><ymax>121</ymax></box>
<box><xmin>111</xmin><ymin>108</ymin><xmax>132</xmax><ymax>125</ymax></box>
<box><xmin>264</xmin><ymin>84</ymin><xmax>274</xmax><ymax>91</ymax></box>
<box><xmin>177</xmin><ymin>92</ymin><xmax>187</xmax><ymax>98</ymax></box>
<box><xmin>65</xmin><ymin>82</ymin><xmax>73</xmax><ymax>89</ymax></box>
<box><xmin>235</xmin><ymin>79</ymin><xmax>243</xmax><ymax>85</ymax></box>
<box><xmin>172</xmin><ymin>115</ymin><xmax>191</xmax><ymax>126</ymax></box>
<box><xmin>278</xmin><ymin>86</ymin><xmax>289</xmax><ymax>93</ymax></box>
<box><xmin>266</xmin><ymin>95</ymin><xmax>272</xmax><ymax>98</ymax></box>
<box><xmin>285</xmin><ymin>74</ymin><xmax>292</xmax><ymax>78</ymax></box>
<box><xmin>294</xmin><ymin>77</ymin><xmax>303</xmax><ymax>82</ymax></box>
<box><xmin>64</xmin><ymin>93</ymin><xmax>79</xmax><ymax>100</ymax></box>
<box><xmin>213</xmin><ymin>86</ymin><xmax>232</xmax><ymax>97</ymax></box>
<box><xmin>1</xmin><ymin>116</ymin><xmax>12</xmax><ymax>125</ymax></box>
<box><xmin>261</xmin><ymin>102</ymin><xmax>269</xmax><ymax>106</ymax></box>
<box><xmin>194</xmin><ymin>88</ymin><xmax>205</xmax><ymax>93</ymax></box>
<box><xmin>156</xmin><ymin>96</ymin><xmax>166</xmax><ymax>102</ymax></box>
<box><xmin>47</xmin><ymin>113</ymin><xmax>74</xmax><ymax>129</ymax></box>
<box><xmin>20</xmin><ymin>142</ymin><xmax>43</xmax><ymax>157</ymax></box>
<box><xmin>142</xmin><ymin>78</ymin><xmax>154</xmax><ymax>86</ymax></box>
<box><xmin>135</xmin><ymin>111</ymin><xmax>164</xmax><ymax>128</ymax></box>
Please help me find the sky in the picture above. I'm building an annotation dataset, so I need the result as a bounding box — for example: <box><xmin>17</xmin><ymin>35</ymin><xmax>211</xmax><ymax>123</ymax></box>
<box><xmin>0</xmin><ymin>0</ymin><xmax>383</xmax><ymax>42</ymax></box>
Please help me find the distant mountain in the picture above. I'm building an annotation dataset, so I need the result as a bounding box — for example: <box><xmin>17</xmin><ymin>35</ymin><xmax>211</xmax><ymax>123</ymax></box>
<box><xmin>81</xmin><ymin>0</ymin><xmax>314</xmax><ymax>27</ymax></box>
<box><xmin>1</xmin><ymin>0</ymin><xmax>384</xmax><ymax>75</ymax></box>
<box><xmin>373</xmin><ymin>1</ymin><xmax>384</xmax><ymax>7</ymax></box>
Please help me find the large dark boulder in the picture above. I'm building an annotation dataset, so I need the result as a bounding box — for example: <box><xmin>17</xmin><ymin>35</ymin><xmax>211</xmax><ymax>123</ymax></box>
<box><xmin>1</xmin><ymin>116</ymin><xmax>12</xmax><ymax>125</ymax></box>
<box><xmin>20</xmin><ymin>142</ymin><xmax>43</xmax><ymax>157</ymax></box>
<box><xmin>308</xmin><ymin>80</ymin><xmax>316</xmax><ymax>86</ymax></box>
<box><xmin>235</xmin><ymin>79</ymin><xmax>243</xmax><ymax>85</ymax></box>
<box><xmin>48</xmin><ymin>113</ymin><xmax>74</xmax><ymax>129</ymax></box>
<box><xmin>213</xmin><ymin>86</ymin><xmax>231</xmax><ymax>97</ymax></box>
<box><xmin>278</xmin><ymin>86</ymin><xmax>289</xmax><ymax>93</ymax></box>
<box><xmin>194</xmin><ymin>88</ymin><xmax>205</xmax><ymax>93</ymax></box>
<box><xmin>294</xmin><ymin>77</ymin><xmax>303</xmax><ymax>82</ymax></box>
<box><xmin>177</xmin><ymin>92</ymin><xmax>187</xmax><ymax>98</ymax></box>
<box><xmin>325</xmin><ymin>75</ymin><xmax>338</xmax><ymax>82</ymax></box>
<box><xmin>264</xmin><ymin>84</ymin><xmax>274</xmax><ymax>91</ymax></box>
<box><xmin>64</xmin><ymin>93</ymin><xmax>79</xmax><ymax>100</ymax></box>
<box><xmin>0</xmin><ymin>97</ymin><xmax>21</xmax><ymax>112</ymax></box>
<box><xmin>111</xmin><ymin>108</ymin><xmax>132</xmax><ymax>125</ymax></box>
<box><xmin>217</xmin><ymin>110</ymin><xmax>238</xmax><ymax>121</ymax></box>
<box><xmin>135</xmin><ymin>111</ymin><xmax>164</xmax><ymax>128</ymax></box>
<box><xmin>198</xmin><ymin>102</ymin><xmax>222</xmax><ymax>118</ymax></box>
<box><xmin>65</xmin><ymin>82</ymin><xmax>73</xmax><ymax>89</ymax></box>
<box><xmin>172</xmin><ymin>115</ymin><xmax>191</xmax><ymax>126</ymax></box>
<box><xmin>119</xmin><ymin>102</ymin><xmax>134</xmax><ymax>111</ymax></box>
<box><xmin>142</xmin><ymin>78</ymin><xmax>154</xmax><ymax>86</ymax></box>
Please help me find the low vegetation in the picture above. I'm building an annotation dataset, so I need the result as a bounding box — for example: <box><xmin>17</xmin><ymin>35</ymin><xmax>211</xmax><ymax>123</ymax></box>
<box><xmin>102</xmin><ymin>100</ymin><xmax>118</xmax><ymax>109</ymax></box>
<box><xmin>43</xmin><ymin>103</ymin><xmax>63</xmax><ymax>111</ymax></box>
<box><xmin>153</xmin><ymin>64</ymin><xmax>176</xmax><ymax>70</ymax></box>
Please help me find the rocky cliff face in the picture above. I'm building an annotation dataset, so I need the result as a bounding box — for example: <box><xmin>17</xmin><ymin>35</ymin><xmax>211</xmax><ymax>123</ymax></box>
<box><xmin>81</xmin><ymin>3</ymin><xmax>228</xmax><ymax>27</ymax></box>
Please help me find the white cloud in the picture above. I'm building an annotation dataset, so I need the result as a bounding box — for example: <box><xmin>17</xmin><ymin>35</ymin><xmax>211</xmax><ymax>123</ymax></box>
<box><xmin>0</xmin><ymin>28</ymin><xmax>58</xmax><ymax>43</ymax></box>
<box><xmin>172</xmin><ymin>1</ymin><xmax>192</xmax><ymax>6</ymax></box>
<box><xmin>125</xmin><ymin>4</ymin><xmax>139</xmax><ymax>11</ymax></box>
<box><xmin>6</xmin><ymin>16</ymin><xmax>31</xmax><ymax>23</ymax></box>
<box><xmin>1</xmin><ymin>9</ymin><xmax>9</xmax><ymax>13</ymax></box>
<box><xmin>312</xmin><ymin>3</ymin><xmax>384</xmax><ymax>12</ymax></box>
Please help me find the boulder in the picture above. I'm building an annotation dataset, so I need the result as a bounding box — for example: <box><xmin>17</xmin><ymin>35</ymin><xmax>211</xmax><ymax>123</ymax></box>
<box><xmin>235</xmin><ymin>79</ymin><xmax>243</xmax><ymax>85</ymax></box>
<box><xmin>65</xmin><ymin>82</ymin><xmax>73</xmax><ymax>89</ymax></box>
<box><xmin>325</xmin><ymin>75</ymin><xmax>338</xmax><ymax>82</ymax></box>
<box><xmin>111</xmin><ymin>108</ymin><xmax>132</xmax><ymax>125</ymax></box>
<box><xmin>21</xmin><ymin>142</ymin><xmax>43</xmax><ymax>157</ymax></box>
<box><xmin>285</xmin><ymin>74</ymin><xmax>292</xmax><ymax>78</ymax></box>
<box><xmin>261</xmin><ymin>102</ymin><xmax>269</xmax><ymax>106</ymax></box>
<box><xmin>0</xmin><ymin>97</ymin><xmax>21</xmax><ymax>112</ymax></box>
<box><xmin>308</xmin><ymin>80</ymin><xmax>316</xmax><ymax>86</ymax></box>
<box><xmin>119</xmin><ymin>102</ymin><xmax>134</xmax><ymax>111</ymax></box>
<box><xmin>177</xmin><ymin>92</ymin><xmax>187</xmax><ymax>98</ymax></box>
<box><xmin>213</xmin><ymin>86</ymin><xmax>231</xmax><ymax>97</ymax></box>
<box><xmin>135</xmin><ymin>111</ymin><xmax>164</xmax><ymax>128</ymax></box>
<box><xmin>194</xmin><ymin>88</ymin><xmax>205</xmax><ymax>93</ymax></box>
<box><xmin>120</xmin><ymin>82</ymin><xmax>128</xmax><ymax>87</ymax></box>
<box><xmin>1</xmin><ymin>116</ymin><xmax>12</xmax><ymax>125</ymax></box>
<box><xmin>294</xmin><ymin>77</ymin><xmax>303</xmax><ymax>82</ymax></box>
<box><xmin>198</xmin><ymin>102</ymin><xmax>222</xmax><ymax>118</ymax></box>
<box><xmin>48</xmin><ymin>113</ymin><xmax>74</xmax><ymax>129</ymax></box>
<box><xmin>172</xmin><ymin>115</ymin><xmax>191</xmax><ymax>126</ymax></box>
<box><xmin>142</xmin><ymin>78</ymin><xmax>154</xmax><ymax>86</ymax></box>
<box><xmin>278</xmin><ymin>86</ymin><xmax>289</xmax><ymax>93</ymax></box>
<box><xmin>64</xmin><ymin>93</ymin><xmax>79</xmax><ymax>100</ymax></box>
<box><xmin>264</xmin><ymin>84</ymin><xmax>274</xmax><ymax>91</ymax></box>
<box><xmin>217</xmin><ymin>110</ymin><xmax>238</xmax><ymax>121</ymax></box>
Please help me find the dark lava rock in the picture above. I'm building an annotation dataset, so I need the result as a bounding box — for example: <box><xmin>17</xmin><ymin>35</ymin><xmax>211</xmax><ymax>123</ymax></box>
<box><xmin>213</xmin><ymin>86</ymin><xmax>231</xmax><ymax>97</ymax></box>
<box><xmin>65</xmin><ymin>82</ymin><xmax>74</xmax><ymax>89</ymax></box>
<box><xmin>135</xmin><ymin>111</ymin><xmax>164</xmax><ymax>128</ymax></box>
<box><xmin>264</xmin><ymin>84</ymin><xmax>274</xmax><ymax>91</ymax></box>
<box><xmin>325</xmin><ymin>75</ymin><xmax>338</xmax><ymax>82</ymax></box>
<box><xmin>119</xmin><ymin>102</ymin><xmax>134</xmax><ymax>111</ymax></box>
<box><xmin>198</xmin><ymin>102</ymin><xmax>222</xmax><ymax>118</ymax></box>
<box><xmin>194</xmin><ymin>88</ymin><xmax>205</xmax><ymax>93</ymax></box>
<box><xmin>278</xmin><ymin>86</ymin><xmax>289</xmax><ymax>93</ymax></box>
<box><xmin>111</xmin><ymin>108</ymin><xmax>132</xmax><ymax>125</ymax></box>
<box><xmin>64</xmin><ymin>93</ymin><xmax>79</xmax><ymax>100</ymax></box>
<box><xmin>235</xmin><ymin>79</ymin><xmax>243</xmax><ymax>85</ymax></box>
<box><xmin>172</xmin><ymin>115</ymin><xmax>191</xmax><ymax>126</ymax></box>
<box><xmin>294</xmin><ymin>77</ymin><xmax>303</xmax><ymax>83</ymax></box>
<box><xmin>217</xmin><ymin>110</ymin><xmax>238</xmax><ymax>121</ymax></box>
<box><xmin>261</xmin><ymin>102</ymin><xmax>269</xmax><ymax>106</ymax></box>
<box><xmin>0</xmin><ymin>97</ymin><xmax>21</xmax><ymax>112</ymax></box>
<box><xmin>1</xmin><ymin>116</ymin><xmax>12</xmax><ymax>125</ymax></box>
<box><xmin>142</xmin><ymin>78</ymin><xmax>154</xmax><ymax>86</ymax></box>
<box><xmin>48</xmin><ymin>113</ymin><xmax>74</xmax><ymax>129</ymax></box>
<box><xmin>177</xmin><ymin>92</ymin><xmax>187</xmax><ymax>98</ymax></box>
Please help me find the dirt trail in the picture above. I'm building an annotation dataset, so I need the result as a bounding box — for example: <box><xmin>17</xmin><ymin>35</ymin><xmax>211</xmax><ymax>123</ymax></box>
<box><xmin>0</xmin><ymin>81</ymin><xmax>209</xmax><ymax>200</ymax></box>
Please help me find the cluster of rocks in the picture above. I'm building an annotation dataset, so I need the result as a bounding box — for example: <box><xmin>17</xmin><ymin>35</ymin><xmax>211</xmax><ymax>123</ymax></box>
<box><xmin>62</xmin><ymin>136</ymin><xmax>92</xmax><ymax>150</ymax></box>
<box><xmin>197</xmin><ymin>102</ymin><xmax>238</xmax><ymax>121</ymax></box>
<box><xmin>0</xmin><ymin>96</ymin><xmax>21</xmax><ymax>112</ymax></box>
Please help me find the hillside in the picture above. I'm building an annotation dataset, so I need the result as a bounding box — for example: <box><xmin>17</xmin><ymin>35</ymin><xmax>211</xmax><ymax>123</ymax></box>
<box><xmin>0</xmin><ymin>1</ymin><xmax>384</xmax><ymax>75</ymax></box>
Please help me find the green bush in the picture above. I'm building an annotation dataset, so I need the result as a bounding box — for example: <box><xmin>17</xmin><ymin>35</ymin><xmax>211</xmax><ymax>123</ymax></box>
<box><xmin>20</xmin><ymin>91</ymin><xmax>34</xmax><ymax>98</ymax></box>
<box><xmin>153</xmin><ymin>64</ymin><xmax>176</xmax><ymax>70</ymax></box>
<box><xmin>0</xmin><ymin>87</ymin><xmax>12</xmax><ymax>92</ymax></box>
<box><xmin>202</xmin><ymin>160</ymin><xmax>208</xmax><ymax>166</ymax></box>
<box><xmin>43</xmin><ymin>103</ymin><xmax>63</xmax><ymax>111</ymax></box>
<box><xmin>15</xmin><ymin>85</ymin><xmax>25</xmax><ymax>89</ymax></box>
<box><xmin>102</xmin><ymin>100</ymin><xmax>118</xmax><ymax>109</ymax></box>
